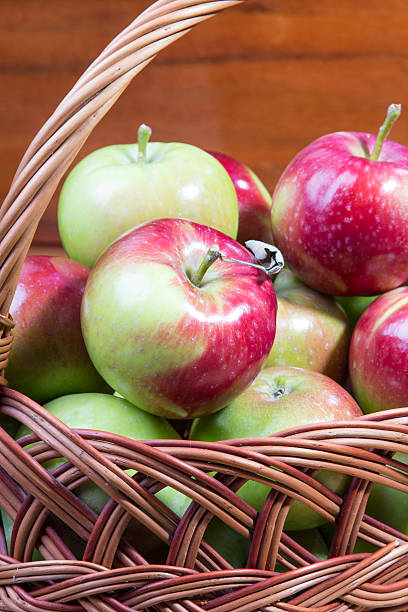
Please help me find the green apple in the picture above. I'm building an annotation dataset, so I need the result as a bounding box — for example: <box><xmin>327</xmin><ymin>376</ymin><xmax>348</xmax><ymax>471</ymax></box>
<box><xmin>276</xmin><ymin>527</ymin><xmax>328</xmax><ymax>572</ymax></box>
<box><xmin>58</xmin><ymin>125</ymin><xmax>239</xmax><ymax>267</ymax></box>
<box><xmin>191</xmin><ymin>366</ymin><xmax>362</xmax><ymax>531</ymax></box>
<box><xmin>267</xmin><ymin>269</ymin><xmax>351</xmax><ymax>383</ymax></box>
<box><xmin>16</xmin><ymin>392</ymin><xmax>179</xmax><ymax>514</ymax></box>
<box><xmin>0</xmin><ymin>414</ymin><xmax>19</xmax><ymax>438</ymax></box>
<box><xmin>336</xmin><ymin>294</ymin><xmax>379</xmax><ymax>329</ymax></box>
<box><xmin>15</xmin><ymin>392</ymin><xmax>180</xmax><ymax>559</ymax></box>
<box><xmin>156</xmin><ymin>487</ymin><xmax>250</xmax><ymax>568</ymax></box>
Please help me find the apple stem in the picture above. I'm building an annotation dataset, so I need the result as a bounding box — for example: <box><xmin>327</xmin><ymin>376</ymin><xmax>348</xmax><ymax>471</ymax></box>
<box><xmin>191</xmin><ymin>248</ymin><xmax>272</xmax><ymax>288</ymax></box>
<box><xmin>191</xmin><ymin>250</ymin><xmax>222</xmax><ymax>287</ymax></box>
<box><xmin>137</xmin><ymin>124</ymin><xmax>152</xmax><ymax>161</ymax></box>
<box><xmin>369</xmin><ymin>103</ymin><xmax>401</xmax><ymax>161</ymax></box>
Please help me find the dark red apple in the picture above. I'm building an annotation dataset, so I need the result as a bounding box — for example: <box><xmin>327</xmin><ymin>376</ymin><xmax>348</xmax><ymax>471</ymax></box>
<box><xmin>208</xmin><ymin>151</ymin><xmax>273</xmax><ymax>245</ymax></box>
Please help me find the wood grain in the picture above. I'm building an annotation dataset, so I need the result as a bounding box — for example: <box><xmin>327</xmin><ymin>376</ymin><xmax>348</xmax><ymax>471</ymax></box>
<box><xmin>1</xmin><ymin>0</ymin><xmax>408</xmax><ymax>255</ymax></box>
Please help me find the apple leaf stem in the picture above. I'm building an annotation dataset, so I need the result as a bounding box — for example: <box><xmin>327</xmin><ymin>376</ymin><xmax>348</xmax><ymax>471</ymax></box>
<box><xmin>369</xmin><ymin>103</ymin><xmax>401</xmax><ymax>161</ymax></box>
<box><xmin>137</xmin><ymin>124</ymin><xmax>152</xmax><ymax>161</ymax></box>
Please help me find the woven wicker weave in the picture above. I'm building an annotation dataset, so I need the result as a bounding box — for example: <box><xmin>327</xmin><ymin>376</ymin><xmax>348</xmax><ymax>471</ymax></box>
<box><xmin>1</xmin><ymin>0</ymin><xmax>408</xmax><ymax>609</ymax></box>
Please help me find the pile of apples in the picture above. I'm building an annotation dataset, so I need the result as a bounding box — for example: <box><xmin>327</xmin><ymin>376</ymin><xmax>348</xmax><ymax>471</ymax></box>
<box><xmin>3</xmin><ymin>104</ymin><xmax>408</xmax><ymax>565</ymax></box>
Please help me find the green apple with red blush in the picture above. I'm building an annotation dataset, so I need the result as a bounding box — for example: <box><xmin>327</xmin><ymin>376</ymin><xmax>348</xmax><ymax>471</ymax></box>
<box><xmin>266</xmin><ymin>269</ymin><xmax>351</xmax><ymax>383</ymax></box>
<box><xmin>271</xmin><ymin>104</ymin><xmax>408</xmax><ymax>296</ymax></box>
<box><xmin>81</xmin><ymin>218</ymin><xmax>278</xmax><ymax>420</ymax></box>
<box><xmin>191</xmin><ymin>366</ymin><xmax>362</xmax><ymax>531</ymax></box>
<box><xmin>58</xmin><ymin>125</ymin><xmax>239</xmax><ymax>267</ymax></box>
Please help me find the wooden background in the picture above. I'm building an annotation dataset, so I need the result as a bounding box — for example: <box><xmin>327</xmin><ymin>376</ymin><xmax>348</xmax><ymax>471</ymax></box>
<box><xmin>1</xmin><ymin>0</ymin><xmax>408</xmax><ymax>255</ymax></box>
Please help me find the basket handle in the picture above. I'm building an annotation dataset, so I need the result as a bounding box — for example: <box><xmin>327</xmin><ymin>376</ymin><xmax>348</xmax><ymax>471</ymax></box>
<box><xmin>0</xmin><ymin>0</ymin><xmax>244</xmax><ymax>333</ymax></box>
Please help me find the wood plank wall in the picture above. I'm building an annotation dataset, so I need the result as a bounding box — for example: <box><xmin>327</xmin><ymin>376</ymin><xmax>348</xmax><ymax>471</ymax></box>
<box><xmin>1</xmin><ymin>0</ymin><xmax>408</xmax><ymax>255</ymax></box>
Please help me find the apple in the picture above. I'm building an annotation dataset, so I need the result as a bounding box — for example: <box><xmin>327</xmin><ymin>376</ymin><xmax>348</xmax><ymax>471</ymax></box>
<box><xmin>158</xmin><ymin>483</ymin><xmax>251</xmax><ymax>568</ymax></box>
<box><xmin>265</xmin><ymin>268</ymin><xmax>350</xmax><ymax>383</ymax></box>
<box><xmin>349</xmin><ymin>285</ymin><xmax>408</xmax><ymax>413</ymax></box>
<box><xmin>58</xmin><ymin>125</ymin><xmax>239</xmax><ymax>268</ymax></box>
<box><xmin>15</xmin><ymin>392</ymin><xmax>180</xmax><ymax>559</ymax></box>
<box><xmin>208</xmin><ymin>151</ymin><xmax>273</xmax><ymax>245</ymax></box>
<box><xmin>16</xmin><ymin>392</ymin><xmax>180</xmax><ymax>510</ymax></box>
<box><xmin>190</xmin><ymin>366</ymin><xmax>362</xmax><ymax>530</ymax></box>
<box><xmin>81</xmin><ymin>217</ymin><xmax>278</xmax><ymax>419</ymax></box>
<box><xmin>270</xmin><ymin>104</ymin><xmax>408</xmax><ymax>296</ymax></box>
<box><xmin>5</xmin><ymin>255</ymin><xmax>111</xmax><ymax>404</ymax></box>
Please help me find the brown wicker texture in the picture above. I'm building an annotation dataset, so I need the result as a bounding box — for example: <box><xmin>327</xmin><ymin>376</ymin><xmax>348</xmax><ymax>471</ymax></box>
<box><xmin>1</xmin><ymin>0</ymin><xmax>408</xmax><ymax>610</ymax></box>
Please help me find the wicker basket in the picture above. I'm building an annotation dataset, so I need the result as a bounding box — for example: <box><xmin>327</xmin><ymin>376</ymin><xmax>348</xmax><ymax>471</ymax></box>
<box><xmin>1</xmin><ymin>1</ymin><xmax>408</xmax><ymax>609</ymax></box>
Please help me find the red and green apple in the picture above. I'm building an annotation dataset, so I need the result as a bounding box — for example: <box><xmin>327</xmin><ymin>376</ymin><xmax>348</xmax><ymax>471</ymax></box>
<box><xmin>6</xmin><ymin>255</ymin><xmax>111</xmax><ymax>404</ymax></box>
<box><xmin>81</xmin><ymin>218</ymin><xmax>278</xmax><ymax>419</ymax></box>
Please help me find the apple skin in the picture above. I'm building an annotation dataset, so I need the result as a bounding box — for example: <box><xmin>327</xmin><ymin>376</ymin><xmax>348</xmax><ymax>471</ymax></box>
<box><xmin>6</xmin><ymin>256</ymin><xmax>111</xmax><ymax>404</ymax></box>
<box><xmin>270</xmin><ymin>131</ymin><xmax>408</xmax><ymax>296</ymax></box>
<box><xmin>81</xmin><ymin>218</ymin><xmax>278</xmax><ymax>420</ymax></box>
<box><xmin>208</xmin><ymin>151</ymin><xmax>273</xmax><ymax>245</ymax></box>
<box><xmin>349</xmin><ymin>286</ymin><xmax>408</xmax><ymax>413</ymax></box>
<box><xmin>266</xmin><ymin>269</ymin><xmax>351</xmax><ymax>383</ymax></box>
<box><xmin>16</xmin><ymin>392</ymin><xmax>179</xmax><ymax>497</ymax></box>
<box><xmin>190</xmin><ymin>366</ymin><xmax>362</xmax><ymax>530</ymax></box>
<box><xmin>336</xmin><ymin>294</ymin><xmax>379</xmax><ymax>329</ymax></box>
<box><xmin>58</xmin><ymin>140</ymin><xmax>239</xmax><ymax>267</ymax></box>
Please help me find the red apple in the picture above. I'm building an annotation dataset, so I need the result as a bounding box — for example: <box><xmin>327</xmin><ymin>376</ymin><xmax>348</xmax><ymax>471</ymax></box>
<box><xmin>266</xmin><ymin>269</ymin><xmax>351</xmax><ymax>383</ymax></box>
<box><xmin>6</xmin><ymin>255</ymin><xmax>111</xmax><ymax>403</ymax></box>
<box><xmin>191</xmin><ymin>366</ymin><xmax>362</xmax><ymax>530</ymax></box>
<box><xmin>271</xmin><ymin>104</ymin><xmax>408</xmax><ymax>296</ymax></box>
<box><xmin>349</xmin><ymin>285</ymin><xmax>408</xmax><ymax>413</ymax></box>
<box><xmin>208</xmin><ymin>151</ymin><xmax>273</xmax><ymax>245</ymax></box>
<box><xmin>81</xmin><ymin>218</ymin><xmax>278</xmax><ymax>419</ymax></box>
